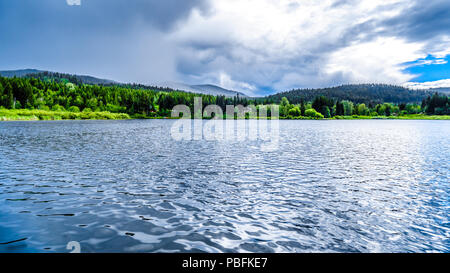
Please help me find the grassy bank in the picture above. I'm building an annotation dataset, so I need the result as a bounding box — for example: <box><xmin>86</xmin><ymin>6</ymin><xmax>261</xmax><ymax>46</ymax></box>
<box><xmin>1</xmin><ymin>109</ymin><xmax>449</xmax><ymax>121</ymax></box>
<box><xmin>0</xmin><ymin>109</ymin><xmax>130</xmax><ymax>121</ymax></box>
<box><xmin>331</xmin><ymin>114</ymin><xmax>450</xmax><ymax>120</ymax></box>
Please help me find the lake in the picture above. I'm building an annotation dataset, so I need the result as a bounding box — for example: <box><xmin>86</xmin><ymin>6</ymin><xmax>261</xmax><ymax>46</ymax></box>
<box><xmin>0</xmin><ymin>119</ymin><xmax>448</xmax><ymax>252</ymax></box>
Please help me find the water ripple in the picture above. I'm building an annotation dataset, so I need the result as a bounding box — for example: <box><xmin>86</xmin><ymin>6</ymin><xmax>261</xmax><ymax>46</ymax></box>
<box><xmin>0</xmin><ymin>119</ymin><xmax>449</xmax><ymax>252</ymax></box>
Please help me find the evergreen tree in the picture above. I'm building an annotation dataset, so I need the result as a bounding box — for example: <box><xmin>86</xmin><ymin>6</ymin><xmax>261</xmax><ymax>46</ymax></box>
<box><xmin>335</xmin><ymin>100</ymin><xmax>344</xmax><ymax>116</ymax></box>
<box><xmin>3</xmin><ymin>82</ymin><xmax>14</xmax><ymax>109</ymax></box>
<box><xmin>322</xmin><ymin>106</ymin><xmax>331</xmax><ymax>118</ymax></box>
<box><xmin>312</xmin><ymin>96</ymin><xmax>333</xmax><ymax>116</ymax></box>
<box><xmin>300</xmin><ymin>98</ymin><xmax>306</xmax><ymax>116</ymax></box>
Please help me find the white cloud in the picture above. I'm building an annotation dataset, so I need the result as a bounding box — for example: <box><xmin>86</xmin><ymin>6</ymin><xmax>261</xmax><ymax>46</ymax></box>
<box><xmin>170</xmin><ymin>0</ymin><xmax>447</xmax><ymax>92</ymax></box>
<box><xmin>403</xmin><ymin>79</ymin><xmax>450</xmax><ymax>89</ymax></box>
<box><xmin>325</xmin><ymin>37</ymin><xmax>425</xmax><ymax>84</ymax></box>
<box><xmin>427</xmin><ymin>36</ymin><xmax>450</xmax><ymax>59</ymax></box>
<box><xmin>66</xmin><ymin>0</ymin><xmax>81</xmax><ymax>6</ymax></box>
<box><xmin>411</xmin><ymin>59</ymin><xmax>448</xmax><ymax>66</ymax></box>
<box><xmin>219</xmin><ymin>72</ymin><xmax>257</xmax><ymax>95</ymax></box>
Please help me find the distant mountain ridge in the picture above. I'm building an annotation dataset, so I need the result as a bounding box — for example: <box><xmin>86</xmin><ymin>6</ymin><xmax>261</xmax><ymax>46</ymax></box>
<box><xmin>192</xmin><ymin>84</ymin><xmax>247</xmax><ymax>97</ymax></box>
<box><xmin>427</xmin><ymin>87</ymin><xmax>450</xmax><ymax>94</ymax></box>
<box><xmin>0</xmin><ymin>69</ymin><xmax>116</xmax><ymax>85</ymax></box>
<box><xmin>0</xmin><ymin>69</ymin><xmax>247</xmax><ymax>98</ymax></box>
<box><xmin>158</xmin><ymin>82</ymin><xmax>247</xmax><ymax>97</ymax></box>
<box><xmin>0</xmin><ymin>69</ymin><xmax>42</xmax><ymax>78</ymax></box>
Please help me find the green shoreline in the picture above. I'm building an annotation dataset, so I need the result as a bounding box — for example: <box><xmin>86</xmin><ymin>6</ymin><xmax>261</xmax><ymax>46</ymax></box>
<box><xmin>0</xmin><ymin>109</ymin><xmax>130</xmax><ymax>121</ymax></box>
<box><xmin>1</xmin><ymin>109</ymin><xmax>449</xmax><ymax>121</ymax></box>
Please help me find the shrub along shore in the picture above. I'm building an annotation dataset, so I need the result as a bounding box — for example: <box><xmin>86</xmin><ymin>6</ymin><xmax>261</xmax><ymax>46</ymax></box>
<box><xmin>1</xmin><ymin>108</ymin><xmax>449</xmax><ymax>121</ymax></box>
<box><xmin>0</xmin><ymin>108</ymin><xmax>129</xmax><ymax>121</ymax></box>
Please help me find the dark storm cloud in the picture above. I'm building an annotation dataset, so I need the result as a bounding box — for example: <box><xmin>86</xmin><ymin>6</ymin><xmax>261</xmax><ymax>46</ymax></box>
<box><xmin>326</xmin><ymin>0</ymin><xmax>448</xmax><ymax>47</ymax></box>
<box><xmin>0</xmin><ymin>0</ymin><xmax>209</xmax><ymax>83</ymax></box>
<box><xmin>327</xmin><ymin>0</ymin><xmax>449</xmax><ymax>42</ymax></box>
<box><xmin>0</xmin><ymin>0</ymin><xmax>209</xmax><ymax>32</ymax></box>
<box><xmin>327</xmin><ymin>0</ymin><xmax>450</xmax><ymax>47</ymax></box>
<box><xmin>381</xmin><ymin>0</ymin><xmax>450</xmax><ymax>41</ymax></box>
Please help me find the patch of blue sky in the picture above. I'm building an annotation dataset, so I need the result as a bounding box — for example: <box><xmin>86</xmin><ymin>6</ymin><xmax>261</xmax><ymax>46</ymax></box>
<box><xmin>254</xmin><ymin>86</ymin><xmax>277</xmax><ymax>97</ymax></box>
<box><xmin>403</xmin><ymin>54</ymin><xmax>450</xmax><ymax>82</ymax></box>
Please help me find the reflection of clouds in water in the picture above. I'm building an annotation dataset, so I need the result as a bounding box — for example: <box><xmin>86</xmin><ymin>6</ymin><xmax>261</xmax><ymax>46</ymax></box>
<box><xmin>66</xmin><ymin>0</ymin><xmax>81</xmax><ymax>6</ymax></box>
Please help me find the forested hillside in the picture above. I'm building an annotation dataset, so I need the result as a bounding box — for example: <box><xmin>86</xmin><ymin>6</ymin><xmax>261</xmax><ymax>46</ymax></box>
<box><xmin>264</xmin><ymin>84</ymin><xmax>433</xmax><ymax>104</ymax></box>
<box><xmin>0</xmin><ymin>76</ymin><xmax>249</xmax><ymax>117</ymax></box>
<box><xmin>1</xmin><ymin>70</ymin><xmax>247</xmax><ymax>97</ymax></box>
<box><xmin>24</xmin><ymin>71</ymin><xmax>115</xmax><ymax>86</ymax></box>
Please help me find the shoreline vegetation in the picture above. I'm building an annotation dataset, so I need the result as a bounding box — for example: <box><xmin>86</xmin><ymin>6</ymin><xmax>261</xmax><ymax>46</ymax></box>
<box><xmin>0</xmin><ymin>108</ymin><xmax>130</xmax><ymax>121</ymax></box>
<box><xmin>1</xmin><ymin>108</ymin><xmax>449</xmax><ymax>121</ymax></box>
<box><xmin>0</xmin><ymin>75</ymin><xmax>449</xmax><ymax>121</ymax></box>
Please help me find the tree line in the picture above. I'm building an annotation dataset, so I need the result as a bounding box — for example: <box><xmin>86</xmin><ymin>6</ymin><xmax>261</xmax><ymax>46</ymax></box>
<box><xmin>0</xmin><ymin>76</ymin><xmax>448</xmax><ymax>118</ymax></box>
<box><xmin>0</xmin><ymin>76</ymin><xmax>252</xmax><ymax>117</ymax></box>
<box><xmin>276</xmin><ymin>94</ymin><xmax>449</xmax><ymax>118</ymax></box>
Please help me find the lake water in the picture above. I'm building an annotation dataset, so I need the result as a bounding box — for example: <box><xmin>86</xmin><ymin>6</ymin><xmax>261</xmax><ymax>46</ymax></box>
<box><xmin>0</xmin><ymin>119</ymin><xmax>448</xmax><ymax>253</ymax></box>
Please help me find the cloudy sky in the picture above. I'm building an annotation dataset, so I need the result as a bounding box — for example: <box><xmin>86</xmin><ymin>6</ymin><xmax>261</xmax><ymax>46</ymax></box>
<box><xmin>0</xmin><ymin>0</ymin><xmax>449</xmax><ymax>96</ymax></box>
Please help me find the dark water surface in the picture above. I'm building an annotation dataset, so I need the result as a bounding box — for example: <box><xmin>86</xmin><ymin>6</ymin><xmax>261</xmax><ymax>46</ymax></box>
<box><xmin>0</xmin><ymin>119</ymin><xmax>448</xmax><ymax>252</ymax></box>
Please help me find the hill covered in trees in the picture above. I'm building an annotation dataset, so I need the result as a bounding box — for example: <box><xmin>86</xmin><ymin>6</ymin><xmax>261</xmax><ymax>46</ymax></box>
<box><xmin>25</xmin><ymin>71</ymin><xmax>116</xmax><ymax>86</ymax></box>
<box><xmin>0</xmin><ymin>69</ymin><xmax>247</xmax><ymax>98</ymax></box>
<box><xmin>0</xmin><ymin>69</ymin><xmax>43</xmax><ymax>78</ymax></box>
<box><xmin>428</xmin><ymin>87</ymin><xmax>450</xmax><ymax>95</ymax></box>
<box><xmin>0</xmin><ymin>76</ymin><xmax>250</xmax><ymax>118</ymax></box>
<box><xmin>264</xmin><ymin>84</ymin><xmax>433</xmax><ymax>105</ymax></box>
<box><xmin>0</xmin><ymin>69</ymin><xmax>116</xmax><ymax>85</ymax></box>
